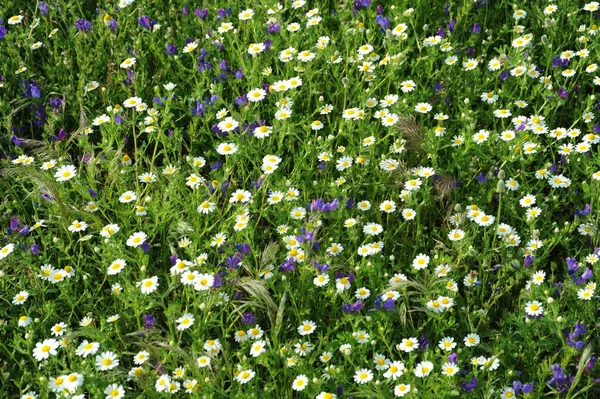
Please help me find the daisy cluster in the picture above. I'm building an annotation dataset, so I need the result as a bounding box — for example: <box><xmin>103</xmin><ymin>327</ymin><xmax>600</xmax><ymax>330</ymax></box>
<box><xmin>1</xmin><ymin>1</ymin><xmax>600</xmax><ymax>398</ymax></box>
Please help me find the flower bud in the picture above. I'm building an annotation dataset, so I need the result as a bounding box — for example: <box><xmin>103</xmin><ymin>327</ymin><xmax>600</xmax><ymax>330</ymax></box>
<box><xmin>496</xmin><ymin>179</ymin><xmax>506</xmax><ymax>193</ymax></box>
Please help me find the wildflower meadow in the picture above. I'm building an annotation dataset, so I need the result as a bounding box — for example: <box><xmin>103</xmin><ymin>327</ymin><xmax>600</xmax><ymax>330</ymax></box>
<box><xmin>2</xmin><ymin>0</ymin><xmax>600</xmax><ymax>397</ymax></box>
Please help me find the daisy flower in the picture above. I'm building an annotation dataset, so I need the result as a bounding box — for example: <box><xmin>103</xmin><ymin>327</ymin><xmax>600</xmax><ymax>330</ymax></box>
<box><xmin>18</xmin><ymin>315</ymin><xmax>32</xmax><ymax>327</ymax></box>
<box><xmin>414</xmin><ymin>361</ymin><xmax>434</xmax><ymax>377</ymax></box>
<box><xmin>76</xmin><ymin>340</ymin><xmax>99</xmax><ymax>357</ymax></box>
<box><xmin>292</xmin><ymin>375</ymin><xmax>309</xmax><ymax>391</ymax></box>
<box><xmin>298</xmin><ymin>320</ymin><xmax>316</xmax><ymax>336</ymax></box>
<box><xmin>126</xmin><ymin>231</ymin><xmax>147</xmax><ymax>247</ymax></box>
<box><xmin>134</xmin><ymin>350</ymin><xmax>150</xmax><ymax>365</ymax></box>
<box><xmin>247</xmin><ymin>88</ymin><xmax>267</xmax><ymax>102</ymax></box>
<box><xmin>138</xmin><ymin>276</ymin><xmax>159</xmax><ymax>294</ymax></box>
<box><xmin>104</xmin><ymin>384</ymin><xmax>125</xmax><ymax>399</ymax></box>
<box><xmin>524</xmin><ymin>301</ymin><xmax>543</xmax><ymax>317</ymax></box>
<box><xmin>197</xmin><ymin>355</ymin><xmax>211</xmax><ymax>368</ymax></box>
<box><xmin>68</xmin><ymin>220</ymin><xmax>88</xmax><ymax>233</ymax></box>
<box><xmin>235</xmin><ymin>369</ymin><xmax>255</xmax><ymax>384</ymax></box>
<box><xmin>394</xmin><ymin>384</ymin><xmax>411</xmax><ymax>397</ymax></box>
<box><xmin>250</xmin><ymin>340</ymin><xmax>267</xmax><ymax>357</ymax></box>
<box><xmin>54</xmin><ymin>165</ymin><xmax>77</xmax><ymax>182</ymax></box>
<box><xmin>384</xmin><ymin>361</ymin><xmax>405</xmax><ymax>380</ymax></box>
<box><xmin>412</xmin><ymin>253</ymin><xmax>430</xmax><ymax>270</ymax></box>
<box><xmin>176</xmin><ymin>314</ymin><xmax>195</xmax><ymax>331</ymax></box>
<box><xmin>463</xmin><ymin>58</ymin><xmax>479</xmax><ymax>71</ymax></box>
<box><xmin>0</xmin><ymin>243</ymin><xmax>15</xmax><ymax>260</ymax></box>
<box><xmin>314</xmin><ymin>274</ymin><xmax>330</xmax><ymax>287</ymax></box>
<box><xmin>414</xmin><ymin>102</ymin><xmax>432</xmax><ymax>113</ymax></box>
<box><xmin>123</xmin><ymin>96</ymin><xmax>142</xmax><ymax>108</ymax></box>
<box><xmin>464</xmin><ymin>333</ymin><xmax>480</xmax><ymax>347</ymax></box>
<box><xmin>33</xmin><ymin>338</ymin><xmax>60</xmax><ymax>361</ymax></box>
<box><xmin>448</xmin><ymin>229</ymin><xmax>465</xmax><ymax>241</ymax></box>
<box><xmin>120</xmin><ymin>57</ymin><xmax>136</xmax><ymax>69</ymax></box>
<box><xmin>216</xmin><ymin>142</ymin><xmax>238</xmax><ymax>155</ymax></box>
<box><xmin>398</xmin><ymin>337</ymin><xmax>418</xmax><ymax>353</ymax></box>
<box><xmin>183</xmin><ymin>41</ymin><xmax>198</xmax><ymax>53</ymax></box>
<box><xmin>577</xmin><ymin>288</ymin><xmax>594</xmax><ymax>300</ymax></box>
<box><xmin>441</xmin><ymin>362</ymin><xmax>459</xmax><ymax>377</ymax></box>
<box><xmin>353</xmin><ymin>369</ymin><xmax>374</xmax><ymax>384</ymax></box>
<box><xmin>96</xmin><ymin>351</ymin><xmax>119</xmax><ymax>371</ymax></box>
<box><xmin>438</xmin><ymin>337</ymin><xmax>457</xmax><ymax>351</ymax></box>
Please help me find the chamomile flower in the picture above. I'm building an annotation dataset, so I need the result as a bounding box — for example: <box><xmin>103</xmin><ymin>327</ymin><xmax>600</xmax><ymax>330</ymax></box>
<box><xmin>0</xmin><ymin>243</ymin><xmax>15</xmax><ymax>260</ymax></box>
<box><xmin>414</xmin><ymin>361</ymin><xmax>434</xmax><ymax>377</ymax></box>
<box><xmin>412</xmin><ymin>253</ymin><xmax>430</xmax><ymax>270</ymax></box>
<box><xmin>353</xmin><ymin>369</ymin><xmax>373</xmax><ymax>384</ymax></box>
<box><xmin>176</xmin><ymin>314</ymin><xmax>195</xmax><ymax>331</ymax></box>
<box><xmin>134</xmin><ymin>350</ymin><xmax>150</xmax><ymax>365</ymax></box>
<box><xmin>235</xmin><ymin>369</ymin><xmax>255</xmax><ymax>384</ymax></box>
<box><xmin>126</xmin><ymin>231</ymin><xmax>147</xmax><ymax>247</ymax></box>
<box><xmin>460</xmin><ymin>334</ymin><xmax>479</xmax><ymax>349</ymax></box>
<box><xmin>292</xmin><ymin>375</ymin><xmax>309</xmax><ymax>391</ymax></box>
<box><xmin>138</xmin><ymin>276</ymin><xmax>159</xmax><ymax>294</ymax></box>
<box><xmin>398</xmin><ymin>337</ymin><xmax>418</xmax><ymax>353</ymax></box>
<box><xmin>54</xmin><ymin>165</ymin><xmax>77</xmax><ymax>182</ymax></box>
<box><xmin>33</xmin><ymin>338</ymin><xmax>60</xmax><ymax>361</ymax></box>
<box><xmin>250</xmin><ymin>340</ymin><xmax>267</xmax><ymax>357</ymax></box>
<box><xmin>438</xmin><ymin>337</ymin><xmax>457</xmax><ymax>351</ymax></box>
<box><xmin>216</xmin><ymin>142</ymin><xmax>238</xmax><ymax>155</ymax></box>
<box><xmin>524</xmin><ymin>301</ymin><xmax>543</xmax><ymax>317</ymax></box>
<box><xmin>95</xmin><ymin>351</ymin><xmax>119</xmax><ymax>371</ymax></box>
<box><xmin>441</xmin><ymin>362</ymin><xmax>459</xmax><ymax>377</ymax></box>
<box><xmin>314</xmin><ymin>274</ymin><xmax>330</xmax><ymax>287</ymax></box>
<box><xmin>394</xmin><ymin>383</ymin><xmax>411</xmax><ymax>397</ymax></box>
<box><xmin>577</xmin><ymin>288</ymin><xmax>594</xmax><ymax>300</ymax></box>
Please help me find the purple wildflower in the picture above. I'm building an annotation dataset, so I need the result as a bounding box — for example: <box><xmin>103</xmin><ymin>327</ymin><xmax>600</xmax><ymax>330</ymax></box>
<box><xmin>575</xmin><ymin>204</ymin><xmax>591</xmax><ymax>217</ymax></box>
<box><xmin>342</xmin><ymin>300</ymin><xmax>363</xmax><ymax>313</ymax></box>
<box><xmin>241</xmin><ymin>312</ymin><xmax>255</xmax><ymax>325</ymax></box>
<box><xmin>195</xmin><ymin>8</ymin><xmax>209</xmax><ymax>19</ymax></box>
<box><xmin>558</xmin><ymin>87</ymin><xmax>568</xmax><ymax>98</ymax></box>
<box><xmin>165</xmin><ymin>44</ymin><xmax>177</xmax><ymax>55</ymax></box>
<box><xmin>39</xmin><ymin>2</ymin><xmax>49</xmax><ymax>17</ymax></box>
<box><xmin>74</xmin><ymin>18</ymin><xmax>92</xmax><ymax>32</ymax></box>
<box><xmin>144</xmin><ymin>314</ymin><xmax>156</xmax><ymax>329</ymax></box>
<box><xmin>376</xmin><ymin>14</ymin><xmax>390</xmax><ymax>30</ymax></box>
<box><xmin>11</xmin><ymin>135</ymin><xmax>25</xmax><ymax>147</ymax></box>
<box><xmin>462</xmin><ymin>377</ymin><xmax>478</xmax><ymax>392</ymax></box>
